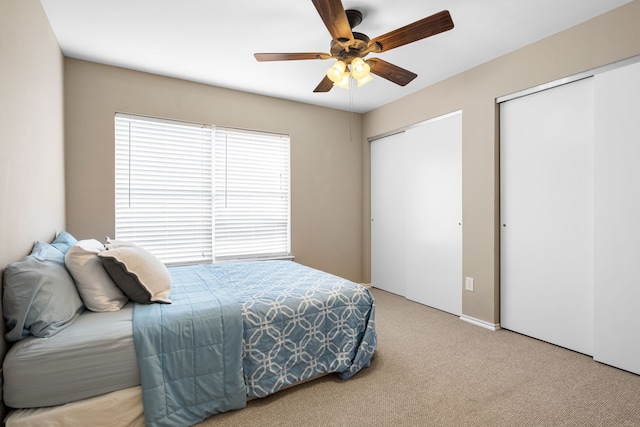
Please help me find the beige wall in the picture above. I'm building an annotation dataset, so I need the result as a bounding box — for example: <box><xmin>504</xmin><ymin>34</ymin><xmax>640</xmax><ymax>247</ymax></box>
<box><xmin>64</xmin><ymin>59</ymin><xmax>364</xmax><ymax>282</ymax></box>
<box><xmin>362</xmin><ymin>0</ymin><xmax>640</xmax><ymax>325</ymax></box>
<box><xmin>0</xmin><ymin>0</ymin><xmax>66</xmax><ymax>395</ymax></box>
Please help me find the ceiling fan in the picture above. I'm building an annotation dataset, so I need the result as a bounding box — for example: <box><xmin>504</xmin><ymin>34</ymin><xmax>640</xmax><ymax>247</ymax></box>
<box><xmin>254</xmin><ymin>0</ymin><xmax>454</xmax><ymax>92</ymax></box>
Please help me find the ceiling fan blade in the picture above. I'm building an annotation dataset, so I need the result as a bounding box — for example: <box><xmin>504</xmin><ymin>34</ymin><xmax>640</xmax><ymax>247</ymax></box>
<box><xmin>311</xmin><ymin>0</ymin><xmax>354</xmax><ymax>46</ymax></box>
<box><xmin>254</xmin><ymin>52</ymin><xmax>331</xmax><ymax>62</ymax></box>
<box><xmin>367</xmin><ymin>58</ymin><xmax>417</xmax><ymax>87</ymax></box>
<box><xmin>313</xmin><ymin>75</ymin><xmax>334</xmax><ymax>92</ymax></box>
<box><xmin>369</xmin><ymin>10</ymin><xmax>454</xmax><ymax>52</ymax></box>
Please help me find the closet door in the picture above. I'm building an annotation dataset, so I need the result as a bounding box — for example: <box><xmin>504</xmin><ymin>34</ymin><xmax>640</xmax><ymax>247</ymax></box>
<box><xmin>371</xmin><ymin>131</ymin><xmax>406</xmax><ymax>295</ymax></box>
<box><xmin>404</xmin><ymin>113</ymin><xmax>462</xmax><ymax>315</ymax></box>
<box><xmin>370</xmin><ymin>112</ymin><xmax>462</xmax><ymax>315</ymax></box>
<box><xmin>593</xmin><ymin>60</ymin><xmax>640</xmax><ymax>374</ymax></box>
<box><xmin>500</xmin><ymin>78</ymin><xmax>594</xmax><ymax>355</ymax></box>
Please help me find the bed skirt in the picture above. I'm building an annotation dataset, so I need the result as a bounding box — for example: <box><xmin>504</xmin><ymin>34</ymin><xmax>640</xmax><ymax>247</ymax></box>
<box><xmin>4</xmin><ymin>373</ymin><xmax>335</xmax><ymax>426</ymax></box>
<box><xmin>5</xmin><ymin>387</ymin><xmax>144</xmax><ymax>427</ymax></box>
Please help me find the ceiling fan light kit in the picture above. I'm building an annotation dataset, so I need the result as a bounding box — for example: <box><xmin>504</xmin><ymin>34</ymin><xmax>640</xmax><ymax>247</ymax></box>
<box><xmin>254</xmin><ymin>0</ymin><xmax>454</xmax><ymax>93</ymax></box>
<box><xmin>326</xmin><ymin>57</ymin><xmax>373</xmax><ymax>89</ymax></box>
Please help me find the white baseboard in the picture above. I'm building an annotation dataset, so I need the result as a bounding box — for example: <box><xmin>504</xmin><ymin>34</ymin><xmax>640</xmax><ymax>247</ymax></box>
<box><xmin>360</xmin><ymin>283</ymin><xmax>372</xmax><ymax>289</ymax></box>
<box><xmin>459</xmin><ymin>314</ymin><xmax>501</xmax><ymax>331</ymax></box>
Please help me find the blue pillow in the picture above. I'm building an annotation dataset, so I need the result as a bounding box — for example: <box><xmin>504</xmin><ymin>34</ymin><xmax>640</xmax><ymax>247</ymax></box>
<box><xmin>32</xmin><ymin>239</ymin><xmax>66</xmax><ymax>263</ymax></box>
<box><xmin>3</xmin><ymin>240</ymin><xmax>84</xmax><ymax>342</ymax></box>
<box><xmin>50</xmin><ymin>230</ymin><xmax>77</xmax><ymax>255</ymax></box>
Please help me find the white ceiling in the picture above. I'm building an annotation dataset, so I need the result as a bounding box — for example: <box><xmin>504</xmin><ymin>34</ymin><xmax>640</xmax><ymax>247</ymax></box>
<box><xmin>40</xmin><ymin>0</ymin><xmax>631</xmax><ymax>113</ymax></box>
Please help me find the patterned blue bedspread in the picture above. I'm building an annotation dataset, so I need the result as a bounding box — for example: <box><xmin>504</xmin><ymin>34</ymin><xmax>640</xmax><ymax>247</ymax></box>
<box><xmin>134</xmin><ymin>260</ymin><xmax>376</xmax><ymax>426</ymax></box>
<box><xmin>203</xmin><ymin>260</ymin><xmax>377</xmax><ymax>398</ymax></box>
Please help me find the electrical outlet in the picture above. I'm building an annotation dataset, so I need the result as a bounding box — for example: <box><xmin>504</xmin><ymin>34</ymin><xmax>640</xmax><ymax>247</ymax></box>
<box><xmin>465</xmin><ymin>277</ymin><xmax>474</xmax><ymax>292</ymax></box>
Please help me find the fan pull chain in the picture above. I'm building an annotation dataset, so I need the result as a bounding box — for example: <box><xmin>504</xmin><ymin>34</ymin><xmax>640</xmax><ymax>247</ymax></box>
<box><xmin>349</xmin><ymin>76</ymin><xmax>354</xmax><ymax>141</ymax></box>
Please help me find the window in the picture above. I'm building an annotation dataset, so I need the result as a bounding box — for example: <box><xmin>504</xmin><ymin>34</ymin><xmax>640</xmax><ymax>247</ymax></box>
<box><xmin>213</xmin><ymin>128</ymin><xmax>290</xmax><ymax>260</ymax></box>
<box><xmin>114</xmin><ymin>114</ymin><xmax>290</xmax><ymax>265</ymax></box>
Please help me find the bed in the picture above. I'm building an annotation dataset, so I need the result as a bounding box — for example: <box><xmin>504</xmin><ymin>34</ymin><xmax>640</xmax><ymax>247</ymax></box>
<box><xmin>1</xmin><ymin>234</ymin><xmax>376</xmax><ymax>426</ymax></box>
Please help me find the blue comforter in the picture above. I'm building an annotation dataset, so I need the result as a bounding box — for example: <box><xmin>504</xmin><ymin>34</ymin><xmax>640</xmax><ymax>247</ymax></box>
<box><xmin>133</xmin><ymin>260</ymin><xmax>376</xmax><ymax>426</ymax></box>
<box><xmin>133</xmin><ymin>266</ymin><xmax>246</xmax><ymax>427</ymax></box>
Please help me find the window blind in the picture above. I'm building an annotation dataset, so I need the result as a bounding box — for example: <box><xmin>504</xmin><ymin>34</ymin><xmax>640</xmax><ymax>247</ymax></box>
<box><xmin>114</xmin><ymin>114</ymin><xmax>291</xmax><ymax>264</ymax></box>
<box><xmin>115</xmin><ymin>114</ymin><xmax>213</xmax><ymax>265</ymax></box>
<box><xmin>213</xmin><ymin>127</ymin><xmax>290</xmax><ymax>260</ymax></box>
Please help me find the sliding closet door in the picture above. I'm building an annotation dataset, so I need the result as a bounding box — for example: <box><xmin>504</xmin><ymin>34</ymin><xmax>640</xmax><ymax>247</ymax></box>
<box><xmin>593</xmin><ymin>61</ymin><xmax>640</xmax><ymax>374</ymax></box>
<box><xmin>404</xmin><ymin>113</ymin><xmax>462</xmax><ymax>315</ymax></box>
<box><xmin>371</xmin><ymin>112</ymin><xmax>462</xmax><ymax>315</ymax></box>
<box><xmin>500</xmin><ymin>78</ymin><xmax>594</xmax><ymax>355</ymax></box>
<box><xmin>371</xmin><ymin>131</ymin><xmax>406</xmax><ymax>295</ymax></box>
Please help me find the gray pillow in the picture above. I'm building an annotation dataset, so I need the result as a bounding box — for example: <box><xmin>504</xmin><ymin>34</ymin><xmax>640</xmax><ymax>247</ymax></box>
<box><xmin>97</xmin><ymin>244</ymin><xmax>172</xmax><ymax>304</ymax></box>
<box><xmin>3</xmin><ymin>241</ymin><xmax>85</xmax><ymax>342</ymax></box>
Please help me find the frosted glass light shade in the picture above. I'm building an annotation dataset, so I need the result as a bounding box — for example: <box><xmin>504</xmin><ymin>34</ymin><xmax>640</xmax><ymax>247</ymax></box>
<box><xmin>327</xmin><ymin>61</ymin><xmax>347</xmax><ymax>83</ymax></box>
<box><xmin>351</xmin><ymin>57</ymin><xmax>371</xmax><ymax>80</ymax></box>
<box><xmin>357</xmin><ymin>74</ymin><xmax>373</xmax><ymax>87</ymax></box>
<box><xmin>333</xmin><ymin>71</ymin><xmax>350</xmax><ymax>89</ymax></box>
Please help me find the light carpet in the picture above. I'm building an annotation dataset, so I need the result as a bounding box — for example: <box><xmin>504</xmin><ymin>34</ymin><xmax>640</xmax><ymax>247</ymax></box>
<box><xmin>197</xmin><ymin>288</ymin><xmax>640</xmax><ymax>426</ymax></box>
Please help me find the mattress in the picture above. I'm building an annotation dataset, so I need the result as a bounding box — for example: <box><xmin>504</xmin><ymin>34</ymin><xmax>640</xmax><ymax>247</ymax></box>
<box><xmin>3</xmin><ymin>303</ymin><xmax>139</xmax><ymax>408</ymax></box>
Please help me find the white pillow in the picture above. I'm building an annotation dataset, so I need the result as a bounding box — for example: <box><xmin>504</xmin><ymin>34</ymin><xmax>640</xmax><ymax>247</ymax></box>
<box><xmin>65</xmin><ymin>239</ymin><xmax>128</xmax><ymax>312</ymax></box>
<box><xmin>105</xmin><ymin>237</ymin><xmax>136</xmax><ymax>248</ymax></box>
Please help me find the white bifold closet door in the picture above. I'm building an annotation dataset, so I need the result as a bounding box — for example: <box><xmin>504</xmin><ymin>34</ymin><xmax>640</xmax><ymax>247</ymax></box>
<box><xmin>500</xmin><ymin>78</ymin><xmax>594</xmax><ymax>355</ymax></box>
<box><xmin>371</xmin><ymin>112</ymin><xmax>462</xmax><ymax>315</ymax></box>
<box><xmin>593</xmin><ymin>60</ymin><xmax>640</xmax><ymax>374</ymax></box>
